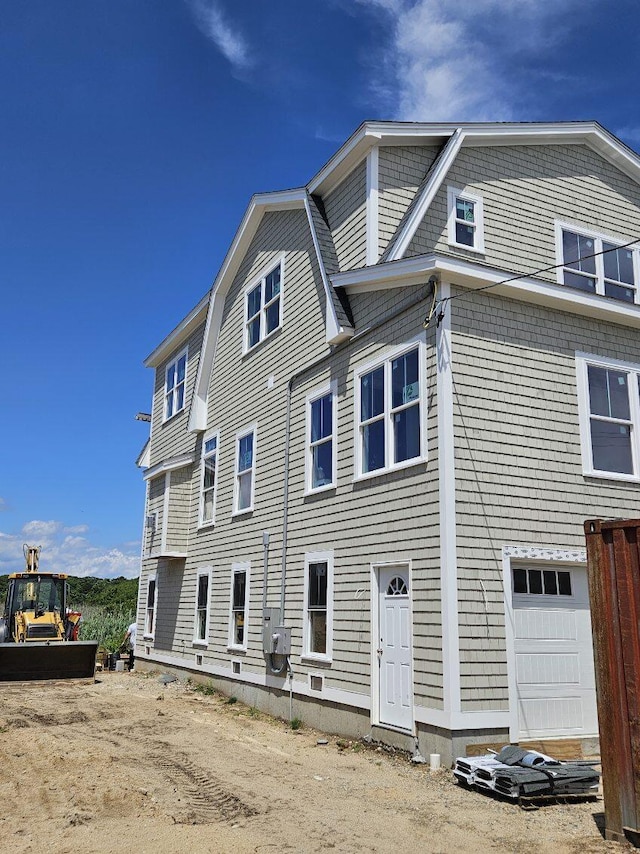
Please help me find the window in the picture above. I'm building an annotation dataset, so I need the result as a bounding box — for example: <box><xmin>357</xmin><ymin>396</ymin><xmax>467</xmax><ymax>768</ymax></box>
<box><xmin>144</xmin><ymin>576</ymin><xmax>157</xmax><ymax>638</ymax></box>
<box><xmin>165</xmin><ymin>349</ymin><xmax>187</xmax><ymax>420</ymax></box>
<box><xmin>193</xmin><ymin>570</ymin><xmax>210</xmax><ymax>645</ymax></box>
<box><xmin>200</xmin><ymin>433</ymin><xmax>219</xmax><ymax>526</ymax></box>
<box><xmin>244</xmin><ymin>259</ymin><xmax>284</xmax><ymax>352</ymax></box>
<box><xmin>557</xmin><ymin>223</ymin><xmax>639</xmax><ymax>304</ymax></box>
<box><xmin>303</xmin><ymin>551</ymin><xmax>333</xmax><ymax>661</ymax></box>
<box><xmin>447</xmin><ymin>186</ymin><xmax>485</xmax><ymax>252</ymax></box>
<box><xmin>306</xmin><ymin>383</ymin><xmax>337</xmax><ymax>492</ymax></box>
<box><xmin>576</xmin><ymin>353</ymin><xmax>640</xmax><ymax>480</ymax></box>
<box><xmin>356</xmin><ymin>342</ymin><xmax>426</xmax><ymax>478</ymax></box>
<box><xmin>229</xmin><ymin>564</ymin><xmax>249</xmax><ymax>649</ymax></box>
<box><xmin>513</xmin><ymin>567</ymin><xmax>572</xmax><ymax>597</ymax></box>
<box><xmin>234</xmin><ymin>427</ymin><xmax>256</xmax><ymax>513</ymax></box>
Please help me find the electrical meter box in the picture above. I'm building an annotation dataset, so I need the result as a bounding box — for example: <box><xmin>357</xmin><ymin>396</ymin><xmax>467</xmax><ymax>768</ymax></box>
<box><xmin>262</xmin><ymin>607</ymin><xmax>281</xmax><ymax>653</ymax></box>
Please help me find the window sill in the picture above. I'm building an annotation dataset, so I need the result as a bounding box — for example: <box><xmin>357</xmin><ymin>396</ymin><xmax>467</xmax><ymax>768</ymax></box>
<box><xmin>242</xmin><ymin>325</ymin><xmax>282</xmax><ymax>359</ymax></box>
<box><xmin>227</xmin><ymin>645</ymin><xmax>247</xmax><ymax>655</ymax></box>
<box><xmin>301</xmin><ymin>655</ymin><xmax>332</xmax><ymax>666</ymax></box>
<box><xmin>197</xmin><ymin>520</ymin><xmax>216</xmax><ymax>531</ymax></box>
<box><xmin>448</xmin><ymin>241</ymin><xmax>485</xmax><ymax>255</ymax></box>
<box><xmin>304</xmin><ymin>483</ymin><xmax>336</xmax><ymax>498</ymax></box>
<box><xmin>192</xmin><ymin>641</ymin><xmax>209</xmax><ymax>649</ymax></box>
<box><xmin>143</xmin><ymin>634</ymin><xmax>154</xmax><ymax>641</ymax></box>
<box><xmin>583</xmin><ymin>469</ymin><xmax>640</xmax><ymax>484</ymax></box>
<box><xmin>161</xmin><ymin>408</ymin><xmax>186</xmax><ymax>426</ymax></box>
<box><xmin>354</xmin><ymin>456</ymin><xmax>427</xmax><ymax>483</ymax></box>
<box><xmin>231</xmin><ymin>507</ymin><xmax>254</xmax><ymax>519</ymax></box>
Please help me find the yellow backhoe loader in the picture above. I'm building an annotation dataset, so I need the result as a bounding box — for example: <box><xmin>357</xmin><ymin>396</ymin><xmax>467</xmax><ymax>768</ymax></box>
<box><xmin>0</xmin><ymin>545</ymin><xmax>98</xmax><ymax>681</ymax></box>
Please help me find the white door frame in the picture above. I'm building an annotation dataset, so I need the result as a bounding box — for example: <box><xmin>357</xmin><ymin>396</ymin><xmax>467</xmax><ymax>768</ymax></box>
<box><xmin>502</xmin><ymin>544</ymin><xmax>588</xmax><ymax>743</ymax></box>
<box><xmin>370</xmin><ymin>560</ymin><xmax>415</xmax><ymax>732</ymax></box>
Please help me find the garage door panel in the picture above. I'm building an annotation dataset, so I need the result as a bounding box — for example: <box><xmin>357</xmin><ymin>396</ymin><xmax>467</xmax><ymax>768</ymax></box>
<box><xmin>514</xmin><ymin>608</ymin><xmax>577</xmax><ymax>641</ymax></box>
<box><xmin>516</xmin><ymin>652</ymin><xmax>580</xmax><ymax>685</ymax></box>
<box><xmin>519</xmin><ymin>697</ymin><xmax>584</xmax><ymax>733</ymax></box>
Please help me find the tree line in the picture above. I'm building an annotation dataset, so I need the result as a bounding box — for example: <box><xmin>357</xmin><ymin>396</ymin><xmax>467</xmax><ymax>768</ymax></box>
<box><xmin>0</xmin><ymin>574</ymin><xmax>139</xmax><ymax>613</ymax></box>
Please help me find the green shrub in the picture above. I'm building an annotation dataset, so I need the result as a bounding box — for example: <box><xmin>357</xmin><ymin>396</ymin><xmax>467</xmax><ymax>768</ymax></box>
<box><xmin>78</xmin><ymin>606</ymin><xmax>134</xmax><ymax>652</ymax></box>
<box><xmin>290</xmin><ymin>717</ymin><xmax>303</xmax><ymax>730</ymax></box>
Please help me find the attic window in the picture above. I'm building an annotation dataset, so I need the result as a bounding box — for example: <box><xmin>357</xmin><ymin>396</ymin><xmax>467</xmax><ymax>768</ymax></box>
<box><xmin>558</xmin><ymin>223</ymin><xmax>637</xmax><ymax>303</ymax></box>
<box><xmin>244</xmin><ymin>260</ymin><xmax>283</xmax><ymax>352</ymax></box>
<box><xmin>447</xmin><ymin>187</ymin><xmax>485</xmax><ymax>253</ymax></box>
<box><xmin>164</xmin><ymin>349</ymin><xmax>187</xmax><ymax>421</ymax></box>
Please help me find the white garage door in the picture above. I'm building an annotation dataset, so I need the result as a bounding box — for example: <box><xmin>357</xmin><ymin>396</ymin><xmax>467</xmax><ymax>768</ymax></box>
<box><xmin>512</xmin><ymin>565</ymin><xmax>598</xmax><ymax>740</ymax></box>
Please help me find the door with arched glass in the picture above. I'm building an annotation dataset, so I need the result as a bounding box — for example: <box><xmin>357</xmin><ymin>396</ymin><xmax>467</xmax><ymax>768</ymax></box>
<box><xmin>377</xmin><ymin>565</ymin><xmax>413</xmax><ymax>730</ymax></box>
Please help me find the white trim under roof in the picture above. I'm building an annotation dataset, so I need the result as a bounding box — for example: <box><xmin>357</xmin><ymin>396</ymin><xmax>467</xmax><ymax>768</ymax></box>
<box><xmin>143</xmin><ymin>452</ymin><xmax>195</xmax><ymax>481</ymax></box>
<box><xmin>144</xmin><ymin>293</ymin><xmax>209</xmax><ymax>368</ymax></box>
<box><xmin>331</xmin><ymin>252</ymin><xmax>640</xmax><ymax>330</ymax></box>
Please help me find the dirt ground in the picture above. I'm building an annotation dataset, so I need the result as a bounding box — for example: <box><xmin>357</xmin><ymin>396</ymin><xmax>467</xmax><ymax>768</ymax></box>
<box><xmin>0</xmin><ymin>672</ymin><xmax>631</xmax><ymax>854</ymax></box>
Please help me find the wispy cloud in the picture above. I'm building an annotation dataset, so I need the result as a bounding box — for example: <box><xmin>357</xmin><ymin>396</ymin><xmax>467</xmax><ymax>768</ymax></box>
<box><xmin>355</xmin><ymin>0</ymin><xmax>590</xmax><ymax>121</ymax></box>
<box><xmin>186</xmin><ymin>0</ymin><xmax>252</xmax><ymax>71</ymax></box>
<box><xmin>0</xmin><ymin>520</ymin><xmax>140</xmax><ymax>579</ymax></box>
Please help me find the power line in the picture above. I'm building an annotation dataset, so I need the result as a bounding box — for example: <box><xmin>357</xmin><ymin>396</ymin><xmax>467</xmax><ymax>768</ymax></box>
<box><xmin>429</xmin><ymin>236</ymin><xmax>640</xmax><ymax>327</ymax></box>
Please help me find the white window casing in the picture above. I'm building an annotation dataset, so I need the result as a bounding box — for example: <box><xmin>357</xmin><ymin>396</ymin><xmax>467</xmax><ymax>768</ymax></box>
<box><xmin>144</xmin><ymin>574</ymin><xmax>158</xmax><ymax>640</ymax></box>
<box><xmin>305</xmin><ymin>381</ymin><xmax>338</xmax><ymax>494</ymax></box>
<box><xmin>164</xmin><ymin>347</ymin><xmax>188</xmax><ymax>422</ymax></box>
<box><xmin>447</xmin><ymin>186</ymin><xmax>485</xmax><ymax>253</ymax></box>
<box><xmin>193</xmin><ymin>568</ymin><xmax>212</xmax><ymax>646</ymax></box>
<box><xmin>233</xmin><ymin>425</ymin><xmax>257</xmax><ymax>515</ymax></box>
<box><xmin>556</xmin><ymin>221</ymin><xmax>640</xmax><ymax>304</ymax></box>
<box><xmin>199</xmin><ymin>431</ymin><xmax>219</xmax><ymax>527</ymax></box>
<box><xmin>576</xmin><ymin>351</ymin><xmax>640</xmax><ymax>482</ymax></box>
<box><xmin>228</xmin><ymin>562</ymin><xmax>250</xmax><ymax>651</ymax></box>
<box><xmin>302</xmin><ymin>550</ymin><xmax>334</xmax><ymax>663</ymax></box>
<box><xmin>243</xmin><ymin>254</ymin><xmax>285</xmax><ymax>354</ymax></box>
<box><xmin>354</xmin><ymin>338</ymin><xmax>428</xmax><ymax>481</ymax></box>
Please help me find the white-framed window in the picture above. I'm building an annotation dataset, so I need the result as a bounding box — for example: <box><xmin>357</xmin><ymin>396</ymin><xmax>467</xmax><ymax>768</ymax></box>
<box><xmin>144</xmin><ymin>574</ymin><xmax>157</xmax><ymax>639</ymax></box>
<box><xmin>355</xmin><ymin>340</ymin><xmax>427</xmax><ymax>479</ymax></box>
<box><xmin>556</xmin><ymin>221</ymin><xmax>639</xmax><ymax>304</ymax></box>
<box><xmin>244</xmin><ymin>256</ymin><xmax>284</xmax><ymax>352</ymax></box>
<box><xmin>576</xmin><ymin>352</ymin><xmax>640</xmax><ymax>481</ymax></box>
<box><xmin>164</xmin><ymin>348</ymin><xmax>188</xmax><ymax>421</ymax></box>
<box><xmin>447</xmin><ymin>186</ymin><xmax>485</xmax><ymax>253</ymax></box>
<box><xmin>193</xmin><ymin>568</ymin><xmax>211</xmax><ymax>646</ymax></box>
<box><xmin>228</xmin><ymin>562</ymin><xmax>249</xmax><ymax>650</ymax></box>
<box><xmin>303</xmin><ymin>551</ymin><xmax>333</xmax><ymax>661</ymax></box>
<box><xmin>306</xmin><ymin>382</ymin><xmax>337</xmax><ymax>493</ymax></box>
<box><xmin>199</xmin><ymin>432</ymin><xmax>219</xmax><ymax>527</ymax></box>
<box><xmin>233</xmin><ymin>426</ymin><xmax>256</xmax><ymax>514</ymax></box>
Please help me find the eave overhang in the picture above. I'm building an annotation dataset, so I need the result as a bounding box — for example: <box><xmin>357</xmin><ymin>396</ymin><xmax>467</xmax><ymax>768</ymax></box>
<box><xmin>144</xmin><ymin>293</ymin><xmax>209</xmax><ymax>368</ymax></box>
<box><xmin>332</xmin><ymin>253</ymin><xmax>640</xmax><ymax>331</ymax></box>
<box><xmin>143</xmin><ymin>452</ymin><xmax>195</xmax><ymax>481</ymax></box>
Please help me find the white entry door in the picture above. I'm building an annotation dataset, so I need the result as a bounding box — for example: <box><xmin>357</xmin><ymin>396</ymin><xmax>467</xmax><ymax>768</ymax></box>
<box><xmin>512</xmin><ymin>564</ymin><xmax>598</xmax><ymax>740</ymax></box>
<box><xmin>377</xmin><ymin>565</ymin><xmax>413</xmax><ymax>730</ymax></box>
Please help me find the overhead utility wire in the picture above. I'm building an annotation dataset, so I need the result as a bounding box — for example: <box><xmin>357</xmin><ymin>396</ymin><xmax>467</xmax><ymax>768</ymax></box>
<box><xmin>428</xmin><ymin>236</ymin><xmax>640</xmax><ymax>328</ymax></box>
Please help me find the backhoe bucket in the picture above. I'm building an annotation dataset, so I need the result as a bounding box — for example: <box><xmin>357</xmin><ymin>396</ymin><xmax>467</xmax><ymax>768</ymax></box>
<box><xmin>0</xmin><ymin>641</ymin><xmax>98</xmax><ymax>681</ymax></box>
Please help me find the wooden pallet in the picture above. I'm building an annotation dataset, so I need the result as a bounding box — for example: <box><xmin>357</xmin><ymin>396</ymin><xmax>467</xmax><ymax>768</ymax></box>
<box><xmin>464</xmin><ymin>739</ymin><xmax>584</xmax><ymax>761</ymax></box>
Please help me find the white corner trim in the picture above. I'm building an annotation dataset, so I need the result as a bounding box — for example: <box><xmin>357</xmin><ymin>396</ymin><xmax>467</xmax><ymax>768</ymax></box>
<box><xmin>387</xmin><ymin>128</ymin><xmax>464</xmax><ymax>262</ymax></box>
<box><xmin>366</xmin><ymin>146</ymin><xmax>379</xmax><ymax>266</ymax></box>
<box><xmin>437</xmin><ymin>281</ymin><xmax>461</xmax><ymax>722</ymax></box>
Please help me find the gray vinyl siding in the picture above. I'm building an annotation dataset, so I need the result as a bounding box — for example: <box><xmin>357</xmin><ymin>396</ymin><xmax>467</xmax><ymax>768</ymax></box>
<box><xmin>378</xmin><ymin>145</ymin><xmax>439</xmax><ymax>256</ymax></box>
<box><xmin>148</xmin><ymin>323</ymin><xmax>205</xmax><ymax>468</ymax></box>
<box><xmin>166</xmin><ymin>467</ymin><xmax>192</xmax><ymax>554</ymax></box>
<box><xmin>146</xmin><ymin>475</ymin><xmax>165</xmax><ymax>557</ymax></box>
<box><xmin>451</xmin><ymin>287</ymin><xmax>640</xmax><ymax>711</ymax></box>
<box><xmin>348</xmin><ymin>284</ymin><xmax>428</xmax><ymax>329</ymax></box>
<box><xmin>323</xmin><ymin>162</ymin><xmax>367</xmax><ymax>271</ymax></box>
<box><xmin>407</xmin><ymin>143</ymin><xmax>640</xmax><ymax>282</ymax></box>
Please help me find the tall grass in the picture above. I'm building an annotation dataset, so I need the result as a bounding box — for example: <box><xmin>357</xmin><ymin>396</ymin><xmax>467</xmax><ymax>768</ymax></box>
<box><xmin>77</xmin><ymin>606</ymin><xmax>135</xmax><ymax>652</ymax></box>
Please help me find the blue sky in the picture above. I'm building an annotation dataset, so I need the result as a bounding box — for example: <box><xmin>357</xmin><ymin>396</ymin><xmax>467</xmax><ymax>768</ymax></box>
<box><xmin>1</xmin><ymin>0</ymin><xmax>639</xmax><ymax>578</ymax></box>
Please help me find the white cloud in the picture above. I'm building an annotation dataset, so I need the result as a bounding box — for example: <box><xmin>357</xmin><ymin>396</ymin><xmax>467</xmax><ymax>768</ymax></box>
<box><xmin>356</xmin><ymin>0</ymin><xmax>589</xmax><ymax>121</ymax></box>
<box><xmin>0</xmin><ymin>520</ymin><xmax>140</xmax><ymax>580</ymax></box>
<box><xmin>186</xmin><ymin>0</ymin><xmax>252</xmax><ymax>71</ymax></box>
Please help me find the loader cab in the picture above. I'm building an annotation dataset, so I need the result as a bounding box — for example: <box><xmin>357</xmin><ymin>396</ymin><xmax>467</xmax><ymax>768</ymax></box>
<box><xmin>3</xmin><ymin>573</ymin><xmax>68</xmax><ymax>642</ymax></box>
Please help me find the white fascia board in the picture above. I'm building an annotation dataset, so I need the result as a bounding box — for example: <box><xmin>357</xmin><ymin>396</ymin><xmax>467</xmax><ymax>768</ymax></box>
<box><xmin>333</xmin><ymin>252</ymin><xmax>640</xmax><ymax>330</ymax></box>
<box><xmin>144</xmin><ymin>293</ymin><xmax>209</xmax><ymax>368</ymax></box>
<box><xmin>136</xmin><ymin>440</ymin><xmax>150</xmax><ymax>469</ymax></box>
<box><xmin>188</xmin><ymin>189</ymin><xmax>307</xmax><ymax>433</ymax></box>
<box><xmin>387</xmin><ymin>128</ymin><xmax>463</xmax><ymax>261</ymax></box>
<box><xmin>303</xmin><ymin>195</ymin><xmax>354</xmax><ymax>345</ymax></box>
<box><xmin>143</xmin><ymin>452</ymin><xmax>195</xmax><ymax>481</ymax></box>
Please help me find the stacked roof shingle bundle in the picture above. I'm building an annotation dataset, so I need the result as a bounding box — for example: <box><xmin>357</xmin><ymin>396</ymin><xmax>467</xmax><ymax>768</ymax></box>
<box><xmin>454</xmin><ymin>746</ymin><xmax>600</xmax><ymax>801</ymax></box>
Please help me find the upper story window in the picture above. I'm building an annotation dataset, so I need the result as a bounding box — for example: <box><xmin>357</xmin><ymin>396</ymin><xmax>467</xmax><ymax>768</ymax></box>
<box><xmin>200</xmin><ymin>433</ymin><xmax>219</xmax><ymax>527</ymax></box>
<box><xmin>306</xmin><ymin>383</ymin><xmax>337</xmax><ymax>493</ymax></box>
<box><xmin>165</xmin><ymin>349</ymin><xmax>187</xmax><ymax>421</ymax></box>
<box><xmin>447</xmin><ymin>186</ymin><xmax>485</xmax><ymax>253</ymax></box>
<box><xmin>245</xmin><ymin>259</ymin><xmax>284</xmax><ymax>352</ymax></box>
<box><xmin>234</xmin><ymin>427</ymin><xmax>256</xmax><ymax>514</ymax></box>
<box><xmin>355</xmin><ymin>341</ymin><xmax>427</xmax><ymax>479</ymax></box>
<box><xmin>557</xmin><ymin>223</ymin><xmax>639</xmax><ymax>304</ymax></box>
<box><xmin>576</xmin><ymin>352</ymin><xmax>640</xmax><ymax>481</ymax></box>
